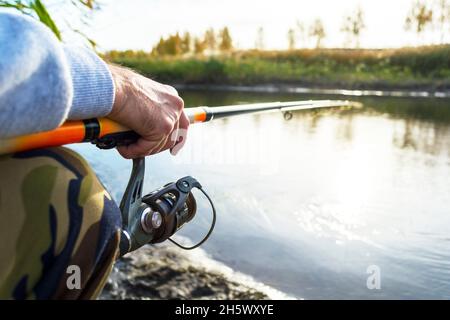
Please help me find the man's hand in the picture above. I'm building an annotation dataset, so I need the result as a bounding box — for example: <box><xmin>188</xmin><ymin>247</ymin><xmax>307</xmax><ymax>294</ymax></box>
<box><xmin>107</xmin><ymin>65</ymin><xmax>189</xmax><ymax>159</ymax></box>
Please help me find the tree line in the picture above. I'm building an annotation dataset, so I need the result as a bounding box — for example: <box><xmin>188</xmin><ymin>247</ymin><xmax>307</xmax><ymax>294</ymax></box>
<box><xmin>152</xmin><ymin>27</ymin><xmax>233</xmax><ymax>56</ymax></box>
<box><xmin>291</xmin><ymin>1</ymin><xmax>449</xmax><ymax>49</ymax></box>
<box><xmin>152</xmin><ymin>0</ymin><xmax>450</xmax><ymax>57</ymax></box>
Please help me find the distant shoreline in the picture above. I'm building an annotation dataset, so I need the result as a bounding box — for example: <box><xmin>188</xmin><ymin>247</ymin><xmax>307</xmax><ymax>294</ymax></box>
<box><xmin>105</xmin><ymin>45</ymin><xmax>450</xmax><ymax>95</ymax></box>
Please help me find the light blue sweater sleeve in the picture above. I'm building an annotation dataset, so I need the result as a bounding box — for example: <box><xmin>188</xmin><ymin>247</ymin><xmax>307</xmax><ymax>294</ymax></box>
<box><xmin>0</xmin><ymin>11</ymin><xmax>115</xmax><ymax>138</ymax></box>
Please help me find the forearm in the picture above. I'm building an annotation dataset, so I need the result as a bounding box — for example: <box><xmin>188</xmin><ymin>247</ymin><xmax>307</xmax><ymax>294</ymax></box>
<box><xmin>0</xmin><ymin>11</ymin><xmax>114</xmax><ymax>138</ymax></box>
<box><xmin>0</xmin><ymin>10</ymin><xmax>187</xmax><ymax>159</ymax></box>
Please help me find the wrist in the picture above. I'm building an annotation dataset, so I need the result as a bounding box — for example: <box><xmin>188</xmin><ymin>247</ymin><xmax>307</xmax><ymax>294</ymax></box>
<box><xmin>109</xmin><ymin>64</ymin><xmax>125</xmax><ymax>116</ymax></box>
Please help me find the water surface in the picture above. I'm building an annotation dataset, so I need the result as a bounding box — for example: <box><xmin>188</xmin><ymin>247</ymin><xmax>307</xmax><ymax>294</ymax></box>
<box><xmin>72</xmin><ymin>89</ymin><xmax>450</xmax><ymax>299</ymax></box>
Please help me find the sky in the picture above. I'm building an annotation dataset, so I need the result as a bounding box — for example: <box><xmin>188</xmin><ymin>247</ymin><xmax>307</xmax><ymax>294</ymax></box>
<box><xmin>49</xmin><ymin>0</ymin><xmax>446</xmax><ymax>51</ymax></box>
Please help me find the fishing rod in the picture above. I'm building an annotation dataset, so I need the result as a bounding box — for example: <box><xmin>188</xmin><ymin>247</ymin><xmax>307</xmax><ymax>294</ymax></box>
<box><xmin>0</xmin><ymin>100</ymin><xmax>361</xmax><ymax>155</ymax></box>
<box><xmin>0</xmin><ymin>99</ymin><xmax>362</xmax><ymax>256</ymax></box>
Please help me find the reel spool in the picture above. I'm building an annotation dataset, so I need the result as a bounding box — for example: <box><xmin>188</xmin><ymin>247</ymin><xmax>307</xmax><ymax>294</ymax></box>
<box><xmin>118</xmin><ymin>158</ymin><xmax>216</xmax><ymax>256</ymax></box>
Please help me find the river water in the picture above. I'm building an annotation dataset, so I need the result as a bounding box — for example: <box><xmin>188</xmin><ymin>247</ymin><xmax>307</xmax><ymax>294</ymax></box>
<box><xmin>72</xmin><ymin>88</ymin><xmax>450</xmax><ymax>299</ymax></box>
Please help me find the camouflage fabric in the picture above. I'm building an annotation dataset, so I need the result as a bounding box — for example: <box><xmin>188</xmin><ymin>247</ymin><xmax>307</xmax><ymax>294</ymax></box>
<box><xmin>0</xmin><ymin>147</ymin><xmax>122</xmax><ymax>299</ymax></box>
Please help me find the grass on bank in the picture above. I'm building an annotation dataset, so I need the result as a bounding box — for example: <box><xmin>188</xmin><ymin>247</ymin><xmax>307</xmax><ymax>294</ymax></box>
<box><xmin>103</xmin><ymin>45</ymin><xmax>450</xmax><ymax>90</ymax></box>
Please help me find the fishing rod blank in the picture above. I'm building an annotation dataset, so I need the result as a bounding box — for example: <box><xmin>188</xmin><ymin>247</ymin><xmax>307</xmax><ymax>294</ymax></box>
<box><xmin>187</xmin><ymin>100</ymin><xmax>361</xmax><ymax>123</ymax></box>
<box><xmin>0</xmin><ymin>100</ymin><xmax>361</xmax><ymax>155</ymax></box>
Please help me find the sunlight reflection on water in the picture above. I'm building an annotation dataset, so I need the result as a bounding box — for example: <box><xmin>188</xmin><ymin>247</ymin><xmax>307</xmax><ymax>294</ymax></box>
<box><xmin>73</xmin><ymin>91</ymin><xmax>450</xmax><ymax>299</ymax></box>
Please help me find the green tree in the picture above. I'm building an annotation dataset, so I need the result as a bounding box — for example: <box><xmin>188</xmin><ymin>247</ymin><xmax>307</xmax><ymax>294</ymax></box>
<box><xmin>219</xmin><ymin>27</ymin><xmax>233</xmax><ymax>52</ymax></box>
<box><xmin>341</xmin><ymin>6</ymin><xmax>366</xmax><ymax>48</ymax></box>
<box><xmin>166</xmin><ymin>33</ymin><xmax>182</xmax><ymax>55</ymax></box>
<box><xmin>435</xmin><ymin>0</ymin><xmax>450</xmax><ymax>43</ymax></box>
<box><xmin>309</xmin><ymin>18</ymin><xmax>326</xmax><ymax>48</ymax></box>
<box><xmin>204</xmin><ymin>28</ymin><xmax>217</xmax><ymax>52</ymax></box>
<box><xmin>255</xmin><ymin>26</ymin><xmax>265</xmax><ymax>50</ymax></box>
<box><xmin>295</xmin><ymin>20</ymin><xmax>306</xmax><ymax>48</ymax></box>
<box><xmin>151</xmin><ymin>33</ymin><xmax>183</xmax><ymax>56</ymax></box>
<box><xmin>194</xmin><ymin>36</ymin><xmax>207</xmax><ymax>55</ymax></box>
<box><xmin>152</xmin><ymin>37</ymin><xmax>166</xmax><ymax>56</ymax></box>
<box><xmin>287</xmin><ymin>28</ymin><xmax>296</xmax><ymax>50</ymax></box>
<box><xmin>181</xmin><ymin>32</ymin><xmax>192</xmax><ymax>54</ymax></box>
<box><xmin>405</xmin><ymin>0</ymin><xmax>433</xmax><ymax>37</ymax></box>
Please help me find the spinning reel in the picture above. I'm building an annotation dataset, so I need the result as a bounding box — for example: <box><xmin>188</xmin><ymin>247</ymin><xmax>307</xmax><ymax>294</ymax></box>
<box><xmin>118</xmin><ymin>158</ymin><xmax>216</xmax><ymax>256</ymax></box>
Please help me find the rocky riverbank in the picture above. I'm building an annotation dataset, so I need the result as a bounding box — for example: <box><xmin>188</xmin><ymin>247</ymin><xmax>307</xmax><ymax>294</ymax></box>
<box><xmin>100</xmin><ymin>244</ymin><xmax>288</xmax><ymax>300</ymax></box>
